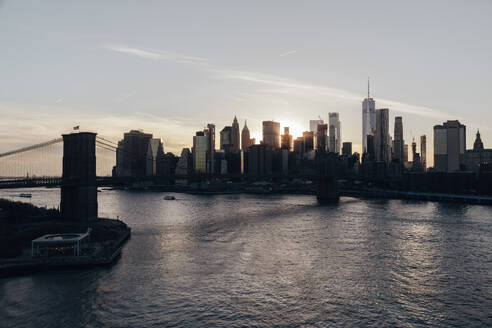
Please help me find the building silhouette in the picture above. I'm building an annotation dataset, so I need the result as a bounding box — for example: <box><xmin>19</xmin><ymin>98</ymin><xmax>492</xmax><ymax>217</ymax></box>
<box><xmin>303</xmin><ymin>131</ymin><xmax>315</xmax><ymax>154</ymax></box>
<box><xmin>175</xmin><ymin>148</ymin><xmax>192</xmax><ymax>176</ymax></box>
<box><xmin>420</xmin><ymin>135</ymin><xmax>427</xmax><ymax>170</ymax></box>
<box><xmin>248</xmin><ymin>144</ymin><xmax>273</xmax><ymax>177</ymax></box>
<box><xmin>328</xmin><ymin>113</ymin><xmax>341</xmax><ymax>154</ymax></box>
<box><xmin>241</xmin><ymin>121</ymin><xmax>253</xmax><ymax>151</ymax></box>
<box><xmin>262</xmin><ymin>121</ymin><xmax>280</xmax><ymax>148</ymax></box>
<box><xmin>146</xmin><ymin>138</ymin><xmax>164</xmax><ymax>176</ymax></box>
<box><xmin>362</xmin><ymin>81</ymin><xmax>376</xmax><ymax>153</ymax></box>
<box><xmin>309</xmin><ymin>119</ymin><xmax>323</xmax><ymax>133</ymax></box>
<box><xmin>342</xmin><ymin>142</ymin><xmax>352</xmax><ymax>156</ymax></box>
<box><xmin>393</xmin><ymin>116</ymin><xmax>404</xmax><ymax>162</ymax></box>
<box><xmin>205</xmin><ymin>124</ymin><xmax>215</xmax><ymax>174</ymax></box>
<box><xmin>193</xmin><ymin>131</ymin><xmax>208</xmax><ymax>173</ymax></box>
<box><xmin>231</xmin><ymin>116</ymin><xmax>240</xmax><ymax>151</ymax></box>
<box><xmin>374</xmin><ymin>108</ymin><xmax>390</xmax><ymax>163</ymax></box>
<box><xmin>116</xmin><ymin>130</ymin><xmax>153</xmax><ymax>177</ymax></box>
<box><xmin>220</xmin><ymin>126</ymin><xmax>232</xmax><ymax>150</ymax></box>
<box><xmin>281</xmin><ymin>127</ymin><xmax>293</xmax><ymax>151</ymax></box>
<box><xmin>317</xmin><ymin>124</ymin><xmax>328</xmax><ymax>152</ymax></box>
<box><xmin>465</xmin><ymin>130</ymin><xmax>492</xmax><ymax>173</ymax></box>
<box><xmin>434</xmin><ymin>120</ymin><xmax>466</xmax><ymax>172</ymax></box>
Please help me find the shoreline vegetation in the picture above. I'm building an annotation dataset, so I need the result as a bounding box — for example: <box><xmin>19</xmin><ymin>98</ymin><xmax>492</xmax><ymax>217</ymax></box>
<box><xmin>0</xmin><ymin>198</ymin><xmax>130</xmax><ymax>277</ymax></box>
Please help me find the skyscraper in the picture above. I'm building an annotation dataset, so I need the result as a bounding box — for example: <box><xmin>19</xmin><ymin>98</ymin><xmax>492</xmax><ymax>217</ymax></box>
<box><xmin>281</xmin><ymin>127</ymin><xmax>293</xmax><ymax>150</ymax></box>
<box><xmin>309</xmin><ymin>119</ymin><xmax>323</xmax><ymax>133</ymax></box>
<box><xmin>262</xmin><ymin>121</ymin><xmax>280</xmax><ymax>148</ymax></box>
<box><xmin>146</xmin><ymin>138</ymin><xmax>164</xmax><ymax>176</ymax></box>
<box><xmin>374</xmin><ymin>108</ymin><xmax>390</xmax><ymax>163</ymax></box>
<box><xmin>175</xmin><ymin>148</ymin><xmax>192</xmax><ymax>176</ymax></box>
<box><xmin>220</xmin><ymin>126</ymin><xmax>232</xmax><ymax>149</ymax></box>
<box><xmin>328</xmin><ymin>112</ymin><xmax>341</xmax><ymax>154</ymax></box>
<box><xmin>342</xmin><ymin>142</ymin><xmax>352</xmax><ymax>156</ymax></box>
<box><xmin>412</xmin><ymin>139</ymin><xmax>417</xmax><ymax>163</ymax></box>
<box><xmin>303</xmin><ymin>131</ymin><xmax>315</xmax><ymax>153</ymax></box>
<box><xmin>420</xmin><ymin>135</ymin><xmax>427</xmax><ymax>169</ymax></box>
<box><xmin>116</xmin><ymin>129</ymin><xmax>153</xmax><ymax>177</ymax></box>
<box><xmin>241</xmin><ymin>121</ymin><xmax>252</xmax><ymax>151</ymax></box>
<box><xmin>434</xmin><ymin>120</ymin><xmax>466</xmax><ymax>172</ymax></box>
<box><xmin>362</xmin><ymin>80</ymin><xmax>376</xmax><ymax>153</ymax></box>
<box><xmin>203</xmin><ymin>124</ymin><xmax>215</xmax><ymax>174</ymax></box>
<box><xmin>193</xmin><ymin>131</ymin><xmax>207</xmax><ymax>173</ymax></box>
<box><xmin>393</xmin><ymin>116</ymin><xmax>404</xmax><ymax>162</ymax></box>
<box><xmin>316</xmin><ymin>123</ymin><xmax>328</xmax><ymax>152</ymax></box>
<box><xmin>231</xmin><ymin>116</ymin><xmax>240</xmax><ymax>150</ymax></box>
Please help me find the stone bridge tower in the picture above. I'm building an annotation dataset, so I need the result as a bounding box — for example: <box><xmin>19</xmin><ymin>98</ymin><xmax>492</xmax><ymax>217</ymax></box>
<box><xmin>60</xmin><ymin>132</ymin><xmax>98</xmax><ymax>221</ymax></box>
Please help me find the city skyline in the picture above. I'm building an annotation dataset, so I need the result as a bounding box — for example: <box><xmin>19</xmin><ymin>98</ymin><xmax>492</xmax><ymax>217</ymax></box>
<box><xmin>1</xmin><ymin>1</ymin><xmax>491</xmax><ymax>161</ymax></box>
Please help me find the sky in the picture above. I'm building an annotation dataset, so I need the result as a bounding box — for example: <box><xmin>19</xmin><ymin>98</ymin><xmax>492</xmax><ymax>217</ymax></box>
<box><xmin>1</xmin><ymin>0</ymin><xmax>491</xmax><ymax>167</ymax></box>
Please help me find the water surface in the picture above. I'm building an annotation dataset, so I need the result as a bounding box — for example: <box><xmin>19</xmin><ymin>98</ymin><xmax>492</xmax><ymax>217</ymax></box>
<box><xmin>1</xmin><ymin>188</ymin><xmax>491</xmax><ymax>327</ymax></box>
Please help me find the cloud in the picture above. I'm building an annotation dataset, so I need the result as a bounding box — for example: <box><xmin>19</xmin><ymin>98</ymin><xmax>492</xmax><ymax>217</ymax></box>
<box><xmin>104</xmin><ymin>44</ymin><xmax>209</xmax><ymax>66</ymax></box>
<box><xmin>279</xmin><ymin>50</ymin><xmax>297</xmax><ymax>57</ymax></box>
<box><xmin>104</xmin><ymin>44</ymin><xmax>459</xmax><ymax>121</ymax></box>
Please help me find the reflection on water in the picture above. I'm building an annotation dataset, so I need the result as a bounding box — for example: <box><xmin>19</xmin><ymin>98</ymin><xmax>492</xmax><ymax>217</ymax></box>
<box><xmin>0</xmin><ymin>188</ymin><xmax>491</xmax><ymax>327</ymax></box>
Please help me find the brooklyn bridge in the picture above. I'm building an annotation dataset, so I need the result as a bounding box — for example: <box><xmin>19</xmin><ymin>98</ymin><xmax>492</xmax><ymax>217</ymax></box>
<box><xmin>0</xmin><ymin>132</ymin><xmax>340</xmax><ymax>205</ymax></box>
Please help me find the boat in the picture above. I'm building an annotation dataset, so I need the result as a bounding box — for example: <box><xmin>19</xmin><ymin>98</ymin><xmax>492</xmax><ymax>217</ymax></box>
<box><xmin>19</xmin><ymin>193</ymin><xmax>32</xmax><ymax>198</ymax></box>
<box><xmin>163</xmin><ymin>196</ymin><xmax>176</xmax><ymax>200</ymax></box>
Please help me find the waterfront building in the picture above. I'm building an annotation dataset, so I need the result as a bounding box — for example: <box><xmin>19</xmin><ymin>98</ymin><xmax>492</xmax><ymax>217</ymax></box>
<box><xmin>156</xmin><ymin>152</ymin><xmax>178</xmax><ymax>178</ymax></box>
<box><xmin>116</xmin><ymin>129</ymin><xmax>153</xmax><ymax>177</ymax></box>
<box><xmin>193</xmin><ymin>131</ymin><xmax>208</xmax><ymax>173</ymax></box>
<box><xmin>393</xmin><ymin>116</ymin><xmax>404</xmax><ymax>162</ymax></box>
<box><xmin>342</xmin><ymin>142</ymin><xmax>352</xmax><ymax>156</ymax></box>
<box><xmin>175</xmin><ymin>148</ymin><xmax>192</xmax><ymax>176</ymax></box>
<box><xmin>248</xmin><ymin>144</ymin><xmax>273</xmax><ymax>177</ymax></box>
<box><xmin>362</xmin><ymin>81</ymin><xmax>376</xmax><ymax>153</ymax></box>
<box><xmin>309</xmin><ymin>119</ymin><xmax>323</xmax><ymax>133</ymax></box>
<box><xmin>281</xmin><ymin>127</ymin><xmax>293</xmax><ymax>151</ymax></box>
<box><xmin>465</xmin><ymin>130</ymin><xmax>492</xmax><ymax>173</ymax></box>
<box><xmin>241</xmin><ymin>121</ymin><xmax>253</xmax><ymax>151</ymax></box>
<box><xmin>146</xmin><ymin>138</ymin><xmax>164</xmax><ymax>176</ymax></box>
<box><xmin>293</xmin><ymin>137</ymin><xmax>304</xmax><ymax>156</ymax></box>
<box><xmin>434</xmin><ymin>120</ymin><xmax>466</xmax><ymax>172</ymax></box>
<box><xmin>32</xmin><ymin>230</ymin><xmax>91</xmax><ymax>257</ymax></box>
<box><xmin>231</xmin><ymin>116</ymin><xmax>240</xmax><ymax>151</ymax></box>
<box><xmin>262</xmin><ymin>121</ymin><xmax>280</xmax><ymax>148</ymax></box>
<box><xmin>420</xmin><ymin>135</ymin><xmax>427</xmax><ymax>170</ymax></box>
<box><xmin>220</xmin><ymin>126</ymin><xmax>232</xmax><ymax>150</ymax></box>
<box><xmin>316</xmin><ymin>124</ymin><xmax>328</xmax><ymax>152</ymax></box>
<box><xmin>303</xmin><ymin>131</ymin><xmax>315</xmax><ymax>153</ymax></box>
<box><xmin>375</xmin><ymin>108</ymin><xmax>390</xmax><ymax>163</ymax></box>
<box><xmin>205</xmin><ymin>124</ymin><xmax>215</xmax><ymax>174</ymax></box>
<box><xmin>403</xmin><ymin>143</ymin><xmax>409</xmax><ymax>163</ymax></box>
<box><xmin>328</xmin><ymin>112</ymin><xmax>341</xmax><ymax>154</ymax></box>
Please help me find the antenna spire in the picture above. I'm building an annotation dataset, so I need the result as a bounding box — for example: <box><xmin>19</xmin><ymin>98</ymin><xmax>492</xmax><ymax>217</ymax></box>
<box><xmin>367</xmin><ymin>77</ymin><xmax>370</xmax><ymax>99</ymax></box>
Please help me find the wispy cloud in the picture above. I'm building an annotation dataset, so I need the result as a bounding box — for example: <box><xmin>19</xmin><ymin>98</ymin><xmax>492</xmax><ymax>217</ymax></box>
<box><xmin>104</xmin><ymin>44</ymin><xmax>209</xmax><ymax>66</ymax></box>
<box><xmin>279</xmin><ymin>50</ymin><xmax>297</xmax><ymax>57</ymax></box>
<box><xmin>105</xmin><ymin>44</ymin><xmax>460</xmax><ymax>121</ymax></box>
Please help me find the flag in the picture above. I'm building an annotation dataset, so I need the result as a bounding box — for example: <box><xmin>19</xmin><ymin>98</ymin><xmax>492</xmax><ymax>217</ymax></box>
<box><xmin>73</xmin><ymin>126</ymin><xmax>79</xmax><ymax>130</ymax></box>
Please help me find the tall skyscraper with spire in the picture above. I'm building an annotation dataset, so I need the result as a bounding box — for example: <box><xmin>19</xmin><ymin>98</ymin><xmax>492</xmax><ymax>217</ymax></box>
<box><xmin>241</xmin><ymin>120</ymin><xmax>252</xmax><ymax>151</ymax></box>
<box><xmin>231</xmin><ymin>116</ymin><xmax>240</xmax><ymax>150</ymax></box>
<box><xmin>362</xmin><ymin>78</ymin><xmax>376</xmax><ymax>154</ymax></box>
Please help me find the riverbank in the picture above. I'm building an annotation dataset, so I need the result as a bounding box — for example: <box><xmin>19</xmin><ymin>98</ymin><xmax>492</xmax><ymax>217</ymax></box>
<box><xmin>0</xmin><ymin>198</ymin><xmax>131</xmax><ymax>278</ymax></box>
<box><xmin>120</xmin><ymin>184</ymin><xmax>492</xmax><ymax>205</ymax></box>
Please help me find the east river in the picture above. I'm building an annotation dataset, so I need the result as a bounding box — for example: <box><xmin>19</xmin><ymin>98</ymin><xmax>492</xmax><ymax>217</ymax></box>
<box><xmin>1</xmin><ymin>188</ymin><xmax>491</xmax><ymax>327</ymax></box>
